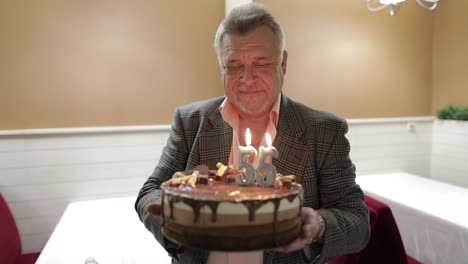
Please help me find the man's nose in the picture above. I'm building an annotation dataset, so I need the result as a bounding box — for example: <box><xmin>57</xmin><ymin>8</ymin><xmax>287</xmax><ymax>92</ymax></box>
<box><xmin>240</xmin><ymin>65</ymin><xmax>257</xmax><ymax>84</ymax></box>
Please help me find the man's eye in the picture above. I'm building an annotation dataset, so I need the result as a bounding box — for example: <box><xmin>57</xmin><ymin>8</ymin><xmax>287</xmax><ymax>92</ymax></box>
<box><xmin>226</xmin><ymin>66</ymin><xmax>242</xmax><ymax>73</ymax></box>
<box><xmin>256</xmin><ymin>63</ymin><xmax>272</xmax><ymax>68</ymax></box>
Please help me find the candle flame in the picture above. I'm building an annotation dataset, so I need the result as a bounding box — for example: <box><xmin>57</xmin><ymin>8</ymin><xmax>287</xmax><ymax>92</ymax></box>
<box><xmin>246</xmin><ymin>128</ymin><xmax>251</xmax><ymax>146</ymax></box>
<box><xmin>266</xmin><ymin>132</ymin><xmax>272</xmax><ymax>146</ymax></box>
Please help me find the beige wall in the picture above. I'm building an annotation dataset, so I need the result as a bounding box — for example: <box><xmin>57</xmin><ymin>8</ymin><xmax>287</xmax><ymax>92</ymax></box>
<box><xmin>1</xmin><ymin>1</ymin><xmax>465</xmax><ymax>129</ymax></box>
<box><xmin>0</xmin><ymin>1</ymin><xmax>224</xmax><ymax>129</ymax></box>
<box><xmin>432</xmin><ymin>0</ymin><xmax>468</xmax><ymax>113</ymax></box>
<box><xmin>260</xmin><ymin>0</ymin><xmax>433</xmax><ymax>118</ymax></box>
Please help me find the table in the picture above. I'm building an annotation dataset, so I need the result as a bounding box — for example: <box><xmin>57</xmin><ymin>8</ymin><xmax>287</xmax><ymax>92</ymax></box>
<box><xmin>357</xmin><ymin>172</ymin><xmax>468</xmax><ymax>264</ymax></box>
<box><xmin>36</xmin><ymin>196</ymin><xmax>172</xmax><ymax>264</ymax></box>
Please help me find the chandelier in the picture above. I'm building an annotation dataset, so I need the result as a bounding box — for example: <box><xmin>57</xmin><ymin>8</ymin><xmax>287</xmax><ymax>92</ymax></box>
<box><xmin>366</xmin><ymin>0</ymin><xmax>440</xmax><ymax>16</ymax></box>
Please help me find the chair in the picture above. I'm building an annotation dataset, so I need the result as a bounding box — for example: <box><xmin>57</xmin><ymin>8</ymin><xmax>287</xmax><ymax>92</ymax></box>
<box><xmin>0</xmin><ymin>193</ymin><xmax>40</xmax><ymax>264</ymax></box>
<box><xmin>328</xmin><ymin>195</ymin><xmax>422</xmax><ymax>264</ymax></box>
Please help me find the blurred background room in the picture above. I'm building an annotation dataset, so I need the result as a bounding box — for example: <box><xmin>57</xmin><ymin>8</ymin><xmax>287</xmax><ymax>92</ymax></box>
<box><xmin>1</xmin><ymin>1</ymin><xmax>467</xmax><ymax>263</ymax></box>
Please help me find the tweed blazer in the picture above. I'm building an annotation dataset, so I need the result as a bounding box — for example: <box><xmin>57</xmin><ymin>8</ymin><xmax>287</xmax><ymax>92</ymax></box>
<box><xmin>135</xmin><ymin>94</ymin><xmax>370</xmax><ymax>264</ymax></box>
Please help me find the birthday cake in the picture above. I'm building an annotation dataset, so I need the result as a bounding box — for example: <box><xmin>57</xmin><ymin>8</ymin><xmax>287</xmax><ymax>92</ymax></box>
<box><xmin>160</xmin><ymin>164</ymin><xmax>303</xmax><ymax>251</ymax></box>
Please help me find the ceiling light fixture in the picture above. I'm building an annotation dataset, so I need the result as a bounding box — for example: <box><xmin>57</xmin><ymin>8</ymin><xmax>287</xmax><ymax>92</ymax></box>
<box><xmin>366</xmin><ymin>0</ymin><xmax>440</xmax><ymax>16</ymax></box>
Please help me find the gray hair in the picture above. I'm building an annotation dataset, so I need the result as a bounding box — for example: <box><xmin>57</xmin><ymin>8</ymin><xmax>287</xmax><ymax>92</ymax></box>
<box><xmin>214</xmin><ymin>3</ymin><xmax>286</xmax><ymax>59</ymax></box>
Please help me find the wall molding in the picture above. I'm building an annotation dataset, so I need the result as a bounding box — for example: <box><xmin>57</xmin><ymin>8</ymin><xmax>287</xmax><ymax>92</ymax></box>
<box><xmin>347</xmin><ymin>116</ymin><xmax>434</xmax><ymax>124</ymax></box>
<box><xmin>0</xmin><ymin>125</ymin><xmax>171</xmax><ymax>136</ymax></box>
<box><xmin>0</xmin><ymin>116</ymin><xmax>435</xmax><ymax>136</ymax></box>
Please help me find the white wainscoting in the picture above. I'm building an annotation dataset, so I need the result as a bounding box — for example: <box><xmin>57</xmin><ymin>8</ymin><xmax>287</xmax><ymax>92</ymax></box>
<box><xmin>431</xmin><ymin>120</ymin><xmax>468</xmax><ymax>188</ymax></box>
<box><xmin>0</xmin><ymin>126</ymin><xmax>170</xmax><ymax>253</ymax></box>
<box><xmin>0</xmin><ymin>117</ymin><xmax>436</xmax><ymax>253</ymax></box>
<box><xmin>348</xmin><ymin>117</ymin><xmax>434</xmax><ymax>177</ymax></box>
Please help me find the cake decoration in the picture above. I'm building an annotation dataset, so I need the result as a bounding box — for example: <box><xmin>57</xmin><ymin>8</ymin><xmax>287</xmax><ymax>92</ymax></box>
<box><xmin>160</xmin><ymin>164</ymin><xmax>303</xmax><ymax>251</ymax></box>
<box><xmin>160</xmin><ymin>129</ymin><xmax>302</xmax><ymax>250</ymax></box>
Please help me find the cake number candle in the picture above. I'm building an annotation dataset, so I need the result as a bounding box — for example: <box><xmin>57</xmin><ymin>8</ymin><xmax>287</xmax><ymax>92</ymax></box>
<box><xmin>236</xmin><ymin>128</ymin><xmax>257</xmax><ymax>186</ymax></box>
<box><xmin>257</xmin><ymin>133</ymin><xmax>278</xmax><ymax>187</ymax></box>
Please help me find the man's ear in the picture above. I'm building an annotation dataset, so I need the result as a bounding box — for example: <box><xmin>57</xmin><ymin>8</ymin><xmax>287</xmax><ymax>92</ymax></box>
<box><xmin>281</xmin><ymin>50</ymin><xmax>288</xmax><ymax>75</ymax></box>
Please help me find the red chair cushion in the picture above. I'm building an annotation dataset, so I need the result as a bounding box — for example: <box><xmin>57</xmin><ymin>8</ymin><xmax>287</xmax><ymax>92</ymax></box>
<box><xmin>407</xmin><ymin>256</ymin><xmax>422</xmax><ymax>264</ymax></box>
<box><xmin>15</xmin><ymin>252</ymin><xmax>41</xmax><ymax>264</ymax></box>
<box><xmin>359</xmin><ymin>195</ymin><xmax>408</xmax><ymax>264</ymax></box>
<box><xmin>329</xmin><ymin>195</ymin><xmax>422</xmax><ymax>264</ymax></box>
<box><xmin>0</xmin><ymin>194</ymin><xmax>22</xmax><ymax>264</ymax></box>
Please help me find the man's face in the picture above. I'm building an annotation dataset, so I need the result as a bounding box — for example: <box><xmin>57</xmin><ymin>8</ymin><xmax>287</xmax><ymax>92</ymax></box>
<box><xmin>219</xmin><ymin>26</ymin><xmax>287</xmax><ymax>119</ymax></box>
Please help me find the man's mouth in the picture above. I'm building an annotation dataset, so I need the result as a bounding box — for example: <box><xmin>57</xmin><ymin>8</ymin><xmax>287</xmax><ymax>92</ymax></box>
<box><xmin>240</xmin><ymin>89</ymin><xmax>263</xmax><ymax>94</ymax></box>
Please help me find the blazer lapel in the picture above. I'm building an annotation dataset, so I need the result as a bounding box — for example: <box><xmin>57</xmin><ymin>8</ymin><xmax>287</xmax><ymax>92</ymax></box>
<box><xmin>273</xmin><ymin>94</ymin><xmax>309</xmax><ymax>183</ymax></box>
<box><xmin>198</xmin><ymin>101</ymin><xmax>232</xmax><ymax>169</ymax></box>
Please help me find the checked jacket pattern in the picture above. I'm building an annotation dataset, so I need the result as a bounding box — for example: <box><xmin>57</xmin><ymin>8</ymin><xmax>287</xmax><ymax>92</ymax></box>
<box><xmin>135</xmin><ymin>94</ymin><xmax>370</xmax><ymax>264</ymax></box>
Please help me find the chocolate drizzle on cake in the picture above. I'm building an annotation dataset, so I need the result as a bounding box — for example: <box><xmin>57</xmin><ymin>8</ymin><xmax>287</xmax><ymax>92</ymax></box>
<box><xmin>160</xmin><ymin>179</ymin><xmax>303</xmax><ymax>251</ymax></box>
<box><xmin>208</xmin><ymin>202</ymin><xmax>219</xmax><ymax>222</ymax></box>
<box><xmin>181</xmin><ymin>199</ymin><xmax>220</xmax><ymax>223</ymax></box>
<box><xmin>242</xmin><ymin>200</ymin><xmax>269</xmax><ymax>222</ymax></box>
<box><xmin>272</xmin><ymin>199</ymin><xmax>281</xmax><ymax>244</ymax></box>
<box><xmin>167</xmin><ymin>195</ymin><xmax>174</xmax><ymax>220</ymax></box>
<box><xmin>182</xmin><ymin>198</ymin><xmax>204</xmax><ymax>223</ymax></box>
<box><xmin>167</xmin><ymin>190</ymin><xmax>300</xmax><ymax>225</ymax></box>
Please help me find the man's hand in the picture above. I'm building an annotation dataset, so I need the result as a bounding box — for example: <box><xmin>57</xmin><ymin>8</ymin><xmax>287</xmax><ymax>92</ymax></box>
<box><xmin>276</xmin><ymin>207</ymin><xmax>324</xmax><ymax>253</ymax></box>
<box><xmin>146</xmin><ymin>202</ymin><xmax>162</xmax><ymax>215</ymax></box>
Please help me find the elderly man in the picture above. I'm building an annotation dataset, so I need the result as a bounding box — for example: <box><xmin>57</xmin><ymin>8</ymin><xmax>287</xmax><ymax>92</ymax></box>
<box><xmin>136</xmin><ymin>3</ymin><xmax>369</xmax><ymax>264</ymax></box>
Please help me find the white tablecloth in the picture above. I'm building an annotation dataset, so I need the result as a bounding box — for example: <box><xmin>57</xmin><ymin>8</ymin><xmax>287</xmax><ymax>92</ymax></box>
<box><xmin>36</xmin><ymin>196</ymin><xmax>172</xmax><ymax>264</ymax></box>
<box><xmin>357</xmin><ymin>172</ymin><xmax>468</xmax><ymax>264</ymax></box>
